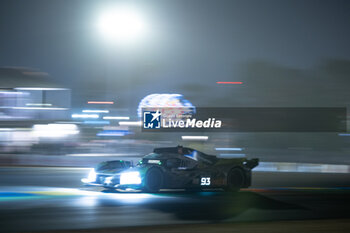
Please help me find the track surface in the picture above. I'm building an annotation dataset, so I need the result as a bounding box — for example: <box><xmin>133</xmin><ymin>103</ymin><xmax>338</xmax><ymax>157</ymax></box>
<box><xmin>0</xmin><ymin>167</ymin><xmax>350</xmax><ymax>232</ymax></box>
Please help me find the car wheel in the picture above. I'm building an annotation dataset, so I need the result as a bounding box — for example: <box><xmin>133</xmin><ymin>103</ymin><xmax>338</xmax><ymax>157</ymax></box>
<box><xmin>143</xmin><ymin>168</ymin><xmax>163</xmax><ymax>193</ymax></box>
<box><xmin>226</xmin><ymin>167</ymin><xmax>245</xmax><ymax>192</ymax></box>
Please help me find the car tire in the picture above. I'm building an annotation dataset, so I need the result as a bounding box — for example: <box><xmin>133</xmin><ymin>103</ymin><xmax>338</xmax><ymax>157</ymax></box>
<box><xmin>143</xmin><ymin>168</ymin><xmax>163</xmax><ymax>193</ymax></box>
<box><xmin>225</xmin><ymin>167</ymin><xmax>245</xmax><ymax>192</ymax></box>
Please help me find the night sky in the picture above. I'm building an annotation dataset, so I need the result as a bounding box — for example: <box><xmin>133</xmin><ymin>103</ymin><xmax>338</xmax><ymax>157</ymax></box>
<box><xmin>1</xmin><ymin>0</ymin><xmax>350</xmax><ymax>108</ymax></box>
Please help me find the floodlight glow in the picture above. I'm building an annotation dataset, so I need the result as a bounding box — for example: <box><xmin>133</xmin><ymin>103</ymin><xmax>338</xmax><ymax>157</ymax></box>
<box><xmin>120</xmin><ymin>171</ymin><xmax>141</xmax><ymax>185</ymax></box>
<box><xmin>97</xmin><ymin>5</ymin><xmax>147</xmax><ymax>42</ymax></box>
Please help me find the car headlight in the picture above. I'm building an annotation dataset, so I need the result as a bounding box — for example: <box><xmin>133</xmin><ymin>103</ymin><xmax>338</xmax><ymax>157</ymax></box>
<box><xmin>87</xmin><ymin>168</ymin><xmax>97</xmax><ymax>182</ymax></box>
<box><xmin>104</xmin><ymin>176</ymin><xmax>113</xmax><ymax>185</ymax></box>
<box><xmin>120</xmin><ymin>171</ymin><xmax>141</xmax><ymax>185</ymax></box>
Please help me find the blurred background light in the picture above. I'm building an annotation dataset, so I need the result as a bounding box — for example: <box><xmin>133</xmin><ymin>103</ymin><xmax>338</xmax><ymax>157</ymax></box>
<box><xmin>71</xmin><ymin>114</ymin><xmax>99</xmax><ymax>119</ymax></box>
<box><xmin>82</xmin><ymin>110</ymin><xmax>109</xmax><ymax>113</ymax></box>
<box><xmin>216</xmin><ymin>81</ymin><xmax>243</xmax><ymax>84</ymax></box>
<box><xmin>217</xmin><ymin>154</ymin><xmax>246</xmax><ymax>158</ymax></box>
<box><xmin>32</xmin><ymin>124</ymin><xmax>79</xmax><ymax>138</ymax></box>
<box><xmin>119</xmin><ymin>121</ymin><xmax>142</xmax><ymax>126</ymax></box>
<box><xmin>97</xmin><ymin>130</ymin><xmax>130</xmax><ymax>137</ymax></box>
<box><xmin>137</xmin><ymin>94</ymin><xmax>195</xmax><ymax>117</ymax></box>
<box><xmin>215</xmin><ymin>147</ymin><xmax>244</xmax><ymax>151</ymax></box>
<box><xmin>87</xmin><ymin>101</ymin><xmax>114</xmax><ymax>105</ymax></box>
<box><xmin>83</xmin><ymin>121</ymin><xmax>110</xmax><ymax>125</ymax></box>
<box><xmin>103</xmin><ymin>116</ymin><xmax>130</xmax><ymax>120</ymax></box>
<box><xmin>181</xmin><ymin>136</ymin><xmax>209</xmax><ymax>141</ymax></box>
<box><xmin>26</xmin><ymin>103</ymin><xmax>53</xmax><ymax>107</ymax></box>
<box><xmin>12</xmin><ymin>107</ymin><xmax>68</xmax><ymax>110</ymax></box>
<box><xmin>15</xmin><ymin>87</ymin><xmax>69</xmax><ymax>91</ymax></box>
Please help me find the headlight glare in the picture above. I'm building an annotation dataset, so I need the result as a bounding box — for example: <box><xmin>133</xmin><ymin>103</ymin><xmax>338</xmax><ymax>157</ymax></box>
<box><xmin>87</xmin><ymin>168</ymin><xmax>97</xmax><ymax>182</ymax></box>
<box><xmin>104</xmin><ymin>176</ymin><xmax>113</xmax><ymax>184</ymax></box>
<box><xmin>120</xmin><ymin>171</ymin><xmax>141</xmax><ymax>185</ymax></box>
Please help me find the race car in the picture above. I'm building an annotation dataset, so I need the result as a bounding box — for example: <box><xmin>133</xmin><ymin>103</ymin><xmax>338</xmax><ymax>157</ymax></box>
<box><xmin>82</xmin><ymin>146</ymin><xmax>259</xmax><ymax>192</ymax></box>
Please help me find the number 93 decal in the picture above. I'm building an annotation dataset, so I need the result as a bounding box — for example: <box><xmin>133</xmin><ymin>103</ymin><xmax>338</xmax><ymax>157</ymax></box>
<box><xmin>200</xmin><ymin>177</ymin><xmax>211</xmax><ymax>186</ymax></box>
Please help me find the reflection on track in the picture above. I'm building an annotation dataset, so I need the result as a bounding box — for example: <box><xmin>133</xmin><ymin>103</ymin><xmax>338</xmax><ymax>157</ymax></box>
<box><xmin>0</xmin><ymin>187</ymin><xmax>304</xmax><ymax>227</ymax></box>
<box><xmin>0</xmin><ymin>186</ymin><xmax>350</xmax><ymax>232</ymax></box>
<box><xmin>1</xmin><ymin>167</ymin><xmax>350</xmax><ymax>232</ymax></box>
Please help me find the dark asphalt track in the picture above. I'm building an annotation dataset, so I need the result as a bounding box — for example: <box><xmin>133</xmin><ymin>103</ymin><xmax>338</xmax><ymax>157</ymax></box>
<box><xmin>0</xmin><ymin>167</ymin><xmax>349</xmax><ymax>232</ymax></box>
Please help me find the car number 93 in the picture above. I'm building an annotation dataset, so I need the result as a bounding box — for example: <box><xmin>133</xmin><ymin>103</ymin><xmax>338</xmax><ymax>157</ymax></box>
<box><xmin>200</xmin><ymin>177</ymin><xmax>211</xmax><ymax>186</ymax></box>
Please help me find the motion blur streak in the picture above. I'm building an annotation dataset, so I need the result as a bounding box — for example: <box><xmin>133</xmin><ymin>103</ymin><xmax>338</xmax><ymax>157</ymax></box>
<box><xmin>0</xmin><ymin>188</ymin><xmax>160</xmax><ymax>204</ymax></box>
<box><xmin>26</xmin><ymin>103</ymin><xmax>52</xmax><ymax>106</ymax></box>
<box><xmin>218</xmin><ymin>154</ymin><xmax>246</xmax><ymax>158</ymax></box>
<box><xmin>11</xmin><ymin>107</ymin><xmax>68</xmax><ymax>110</ymax></box>
<box><xmin>14</xmin><ymin>87</ymin><xmax>68</xmax><ymax>91</ymax></box>
<box><xmin>66</xmin><ymin>153</ymin><xmax>141</xmax><ymax>156</ymax></box>
<box><xmin>216</xmin><ymin>82</ymin><xmax>243</xmax><ymax>84</ymax></box>
<box><xmin>82</xmin><ymin>110</ymin><xmax>109</xmax><ymax>113</ymax></box>
<box><xmin>87</xmin><ymin>101</ymin><xmax>114</xmax><ymax>104</ymax></box>
<box><xmin>71</xmin><ymin>114</ymin><xmax>99</xmax><ymax>119</ymax></box>
<box><xmin>83</xmin><ymin>120</ymin><xmax>110</xmax><ymax>125</ymax></box>
<box><xmin>32</xmin><ymin>124</ymin><xmax>79</xmax><ymax>138</ymax></box>
<box><xmin>119</xmin><ymin>121</ymin><xmax>142</xmax><ymax>126</ymax></box>
<box><xmin>215</xmin><ymin>147</ymin><xmax>244</xmax><ymax>151</ymax></box>
<box><xmin>103</xmin><ymin>116</ymin><xmax>130</xmax><ymax>120</ymax></box>
<box><xmin>181</xmin><ymin>136</ymin><xmax>209</xmax><ymax>141</ymax></box>
<box><xmin>255</xmin><ymin>162</ymin><xmax>350</xmax><ymax>173</ymax></box>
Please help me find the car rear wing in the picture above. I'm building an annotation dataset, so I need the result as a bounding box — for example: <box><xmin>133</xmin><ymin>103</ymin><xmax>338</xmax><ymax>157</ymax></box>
<box><xmin>244</xmin><ymin>158</ymin><xmax>259</xmax><ymax>169</ymax></box>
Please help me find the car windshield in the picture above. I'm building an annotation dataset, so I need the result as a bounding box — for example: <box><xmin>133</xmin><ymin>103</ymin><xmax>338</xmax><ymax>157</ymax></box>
<box><xmin>143</xmin><ymin>153</ymin><xmax>162</xmax><ymax>159</ymax></box>
<box><xmin>96</xmin><ymin>161</ymin><xmax>123</xmax><ymax>171</ymax></box>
